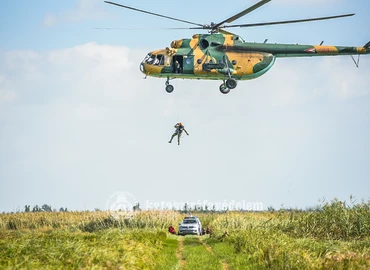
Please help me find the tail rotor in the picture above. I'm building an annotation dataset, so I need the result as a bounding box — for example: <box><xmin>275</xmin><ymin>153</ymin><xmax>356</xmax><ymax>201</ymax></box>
<box><xmin>364</xmin><ymin>41</ymin><xmax>370</xmax><ymax>50</ymax></box>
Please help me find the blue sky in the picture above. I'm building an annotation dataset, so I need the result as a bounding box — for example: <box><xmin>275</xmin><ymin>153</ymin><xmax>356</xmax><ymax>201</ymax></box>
<box><xmin>1</xmin><ymin>0</ymin><xmax>370</xmax><ymax>212</ymax></box>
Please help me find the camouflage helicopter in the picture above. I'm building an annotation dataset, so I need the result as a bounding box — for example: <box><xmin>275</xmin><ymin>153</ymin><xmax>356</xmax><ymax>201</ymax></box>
<box><xmin>104</xmin><ymin>0</ymin><xmax>370</xmax><ymax>94</ymax></box>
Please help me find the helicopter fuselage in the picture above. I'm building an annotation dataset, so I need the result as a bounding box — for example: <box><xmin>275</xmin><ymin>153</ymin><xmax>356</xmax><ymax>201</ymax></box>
<box><xmin>104</xmin><ymin>0</ymin><xmax>369</xmax><ymax>94</ymax></box>
<box><xmin>140</xmin><ymin>33</ymin><xmax>369</xmax><ymax>82</ymax></box>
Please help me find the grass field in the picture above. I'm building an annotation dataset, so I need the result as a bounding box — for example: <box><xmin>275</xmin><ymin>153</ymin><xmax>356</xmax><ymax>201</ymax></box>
<box><xmin>1</xmin><ymin>199</ymin><xmax>370</xmax><ymax>269</ymax></box>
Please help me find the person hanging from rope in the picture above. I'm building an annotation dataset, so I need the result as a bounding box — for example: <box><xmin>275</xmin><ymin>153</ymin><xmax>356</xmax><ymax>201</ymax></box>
<box><xmin>168</xmin><ymin>122</ymin><xmax>189</xmax><ymax>145</ymax></box>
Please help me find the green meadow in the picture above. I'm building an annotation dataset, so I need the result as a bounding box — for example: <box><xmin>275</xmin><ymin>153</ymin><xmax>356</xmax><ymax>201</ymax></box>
<box><xmin>1</xmin><ymin>199</ymin><xmax>370</xmax><ymax>269</ymax></box>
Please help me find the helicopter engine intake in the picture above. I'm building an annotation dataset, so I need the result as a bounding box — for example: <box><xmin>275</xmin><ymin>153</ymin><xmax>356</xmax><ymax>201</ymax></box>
<box><xmin>171</xmin><ymin>39</ymin><xmax>191</xmax><ymax>49</ymax></box>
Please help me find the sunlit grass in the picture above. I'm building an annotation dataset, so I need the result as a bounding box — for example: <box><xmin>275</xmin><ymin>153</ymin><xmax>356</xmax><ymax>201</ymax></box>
<box><xmin>1</xmin><ymin>198</ymin><xmax>369</xmax><ymax>269</ymax></box>
<box><xmin>0</xmin><ymin>210</ymin><xmax>182</xmax><ymax>232</ymax></box>
<box><xmin>0</xmin><ymin>229</ymin><xmax>179</xmax><ymax>270</ymax></box>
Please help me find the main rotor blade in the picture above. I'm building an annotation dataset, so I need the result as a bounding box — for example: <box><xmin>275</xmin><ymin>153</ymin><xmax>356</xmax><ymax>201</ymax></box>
<box><xmin>94</xmin><ymin>27</ymin><xmax>192</xmax><ymax>30</ymax></box>
<box><xmin>222</xmin><ymin>13</ymin><xmax>355</xmax><ymax>29</ymax></box>
<box><xmin>214</xmin><ymin>0</ymin><xmax>271</xmax><ymax>29</ymax></box>
<box><xmin>104</xmin><ymin>1</ymin><xmax>204</xmax><ymax>27</ymax></box>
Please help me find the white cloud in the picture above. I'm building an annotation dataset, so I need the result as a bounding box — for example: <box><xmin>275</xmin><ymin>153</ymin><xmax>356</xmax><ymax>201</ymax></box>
<box><xmin>43</xmin><ymin>0</ymin><xmax>107</xmax><ymax>26</ymax></box>
<box><xmin>2</xmin><ymin>43</ymin><xmax>368</xmax><ymax>107</ymax></box>
<box><xmin>43</xmin><ymin>14</ymin><xmax>56</xmax><ymax>27</ymax></box>
<box><xmin>0</xmin><ymin>75</ymin><xmax>16</xmax><ymax>103</ymax></box>
<box><xmin>1</xmin><ymin>43</ymin><xmax>148</xmax><ymax>105</ymax></box>
<box><xmin>320</xmin><ymin>57</ymin><xmax>370</xmax><ymax>99</ymax></box>
<box><xmin>1</xmin><ymin>42</ymin><xmax>370</xmax><ymax>211</ymax></box>
<box><xmin>0</xmin><ymin>89</ymin><xmax>16</xmax><ymax>103</ymax></box>
<box><xmin>253</xmin><ymin>55</ymin><xmax>370</xmax><ymax>108</ymax></box>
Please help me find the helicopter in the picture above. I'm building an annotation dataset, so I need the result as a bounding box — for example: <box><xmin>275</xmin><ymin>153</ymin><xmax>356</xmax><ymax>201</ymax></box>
<box><xmin>104</xmin><ymin>0</ymin><xmax>370</xmax><ymax>94</ymax></box>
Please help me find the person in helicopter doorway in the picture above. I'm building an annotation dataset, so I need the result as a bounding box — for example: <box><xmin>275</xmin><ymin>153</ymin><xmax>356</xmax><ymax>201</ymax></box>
<box><xmin>174</xmin><ymin>60</ymin><xmax>182</xmax><ymax>73</ymax></box>
<box><xmin>169</xmin><ymin>122</ymin><xmax>189</xmax><ymax>145</ymax></box>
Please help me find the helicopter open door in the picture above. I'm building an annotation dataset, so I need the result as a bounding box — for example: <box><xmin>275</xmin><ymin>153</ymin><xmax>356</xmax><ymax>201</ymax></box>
<box><xmin>172</xmin><ymin>55</ymin><xmax>183</xmax><ymax>74</ymax></box>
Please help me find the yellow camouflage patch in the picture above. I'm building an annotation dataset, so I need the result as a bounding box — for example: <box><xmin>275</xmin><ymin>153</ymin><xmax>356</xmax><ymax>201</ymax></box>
<box><xmin>171</xmin><ymin>40</ymin><xmax>183</xmax><ymax>49</ymax></box>
<box><xmin>314</xmin><ymin>46</ymin><xmax>339</xmax><ymax>54</ymax></box>
<box><xmin>356</xmin><ymin>47</ymin><xmax>366</xmax><ymax>53</ymax></box>
<box><xmin>225</xmin><ymin>52</ymin><xmax>265</xmax><ymax>76</ymax></box>
<box><xmin>143</xmin><ymin>64</ymin><xmax>163</xmax><ymax>75</ymax></box>
<box><xmin>223</xmin><ymin>34</ymin><xmax>235</xmax><ymax>46</ymax></box>
<box><xmin>190</xmin><ymin>36</ymin><xmax>218</xmax><ymax>75</ymax></box>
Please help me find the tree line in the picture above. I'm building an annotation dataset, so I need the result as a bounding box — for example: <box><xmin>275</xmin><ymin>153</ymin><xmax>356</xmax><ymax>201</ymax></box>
<box><xmin>24</xmin><ymin>204</ymin><xmax>68</xmax><ymax>213</ymax></box>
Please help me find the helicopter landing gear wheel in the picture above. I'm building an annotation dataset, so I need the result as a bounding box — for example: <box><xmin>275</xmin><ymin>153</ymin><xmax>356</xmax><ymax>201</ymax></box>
<box><xmin>219</xmin><ymin>83</ymin><xmax>230</xmax><ymax>94</ymax></box>
<box><xmin>165</xmin><ymin>77</ymin><xmax>174</xmax><ymax>93</ymax></box>
<box><xmin>226</xmin><ymin>78</ymin><xmax>237</xmax><ymax>89</ymax></box>
<box><xmin>165</xmin><ymin>84</ymin><xmax>174</xmax><ymax>93</ymax></box>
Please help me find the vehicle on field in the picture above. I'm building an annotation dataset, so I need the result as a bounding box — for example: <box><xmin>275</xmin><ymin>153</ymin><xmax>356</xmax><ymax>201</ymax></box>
<box><xmin>178</xmin><ymin>216</ymin><xmax>202</xmax><ymax>236</ymax></box>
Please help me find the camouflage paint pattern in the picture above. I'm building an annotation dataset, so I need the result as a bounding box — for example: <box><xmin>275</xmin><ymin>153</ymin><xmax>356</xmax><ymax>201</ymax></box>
<box><xmin>140</xmin><ymin>33</ymin><xmax>370</xmax><ymax>81</ymax></box>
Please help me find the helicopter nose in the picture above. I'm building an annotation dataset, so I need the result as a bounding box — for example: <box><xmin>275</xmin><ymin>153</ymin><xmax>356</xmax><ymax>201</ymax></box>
<box><xmin>140</xmin><ymin>62</ymin><xmax>146</xmax><ymax>74</ymax></box>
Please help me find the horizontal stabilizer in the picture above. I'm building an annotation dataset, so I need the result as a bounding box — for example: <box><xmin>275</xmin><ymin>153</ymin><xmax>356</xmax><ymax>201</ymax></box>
<box><xmin>364</xmin><ymin>41</ymin><xmax>370</xmax><ymax>49</ymax></box>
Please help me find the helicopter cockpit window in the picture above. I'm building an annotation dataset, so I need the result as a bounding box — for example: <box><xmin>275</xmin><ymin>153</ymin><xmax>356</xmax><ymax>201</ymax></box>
<box><xmin>154</xmin><ymin>54</ymin><xmax>164</xmax><ymax>65</ymax></box>
<box><xmin>142</xmin><ymin>54</ymin><xmax>151</xmax><ymax>63</ymax></box>
<box><xmin>145</xmin><ymin>54</ymin><xmax>156</xmax><ymax>65</ymax></box>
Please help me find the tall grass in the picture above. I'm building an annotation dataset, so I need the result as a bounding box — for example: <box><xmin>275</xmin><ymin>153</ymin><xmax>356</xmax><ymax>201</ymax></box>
<box><xmin>2</xmin><ymin>200</ymin><xmax>369</xmax><ymax>239</ymax></box>
<box><xmin>205</xmin><ymin>198</ymin><xmax>370</xmax><ymax>241</ymax></box>
<box><xmin>1</xmin><ymin>199</ymin><xmax>370</xmax><ymax>269</ymax></box>
<box><xmin>207</xmin><ymin>228</ymin><xmax>370</xmax><ymax>269</ymax></box>
<box><xmin>203</xmin><ymin>198</ymin><xmax>370</xmax><ymax>269</ymax></box>
<box><xmin>278</xmin><ymin>198</ymin><xmax>370</xmax><ymax>240</ymax></box>
<box><xmin>0</xmin><ymin>210</ymin><xmax>183</xmax><ymax>232</ymax></box>
<box><xmin>0</xmin><ymin>229</ymin><xmax>177</xmax><ymax>269</ymax></box>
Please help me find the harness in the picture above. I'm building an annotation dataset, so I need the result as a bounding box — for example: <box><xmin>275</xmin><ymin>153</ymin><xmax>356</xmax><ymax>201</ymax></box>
<box><xmin>176</xmin><ymin>125</ymin><xmax>184</xmax><ymax>134</ymax></box>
